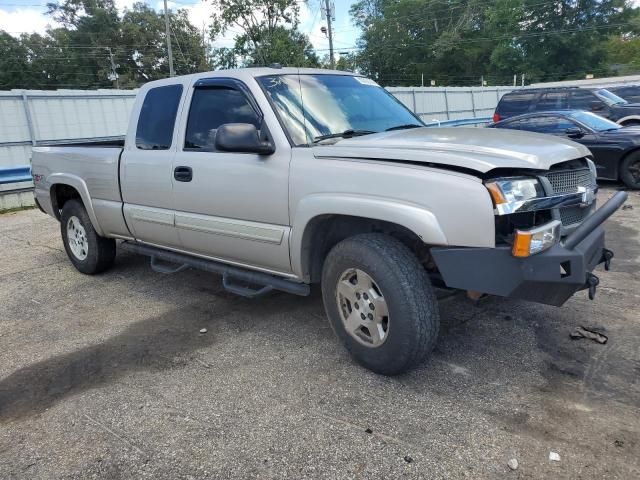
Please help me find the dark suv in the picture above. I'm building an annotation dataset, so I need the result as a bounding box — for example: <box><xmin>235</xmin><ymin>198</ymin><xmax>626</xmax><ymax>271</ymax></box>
<box><xmin>608</xmin><ymin>84</ymin><xmax>640</xmax><ymax>104</ymax></box>
<box><xmin>493</xmin><ymin>86</ymin><xmax>640</xmax><ymax>126</ymax></box>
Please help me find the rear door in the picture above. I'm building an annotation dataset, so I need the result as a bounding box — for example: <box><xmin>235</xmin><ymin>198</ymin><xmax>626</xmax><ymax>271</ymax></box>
<box><xmin>533</xmin><ymin>91</ymin><xmax>568</xmax><ymax>111</ymax></box>
<box><xmin>120</xmin><ymin>83</ymin><xmax>184</xmax><ymax>248</ymax></box>
<box><xmin>170</xmin><ymin>77</ymin><xmax>292</xmax><ymax>274</ymax></box>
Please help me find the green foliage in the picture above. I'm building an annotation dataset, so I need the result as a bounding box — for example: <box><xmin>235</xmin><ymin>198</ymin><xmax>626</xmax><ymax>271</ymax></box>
<box><xmin>351</xmin><ymin>0</ymin><xmax>639</xmax><ymax>86</ymax></box>
<box><xmin>208</xmin><ymin>0</ymin><xmax>318</xmax><ymax>67</ymax></box>
<box><xmin>0</xmin><ymin>0</ymin><xmax>208</xmax><ymax>89</ymax></box>
<box><xmin>3</xmin><ymin>0</ymin><xmax>640</xmax><ymax>90</ymax></box>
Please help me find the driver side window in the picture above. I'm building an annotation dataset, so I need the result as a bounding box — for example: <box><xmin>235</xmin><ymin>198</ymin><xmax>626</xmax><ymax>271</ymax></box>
<box><xmin>184</xmin><ymin>87</ymin><xmax>261</xmax><ymax>151</ymax></box>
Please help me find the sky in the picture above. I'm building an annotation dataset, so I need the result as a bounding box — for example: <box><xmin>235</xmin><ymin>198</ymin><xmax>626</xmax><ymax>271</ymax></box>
<box><xmin>0</xmin><ymin>0</ymin><xmax>360</xmax><ymax>57</ymax></box>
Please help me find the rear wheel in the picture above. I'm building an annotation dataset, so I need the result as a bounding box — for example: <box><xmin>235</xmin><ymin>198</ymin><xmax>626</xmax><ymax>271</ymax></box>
<box><xmin>620</xmin><ymin>151</ymin><xmax>640</xmax><ymax>189</ymax></box>
<box><xmin>60</xmin><ymin>199</ymin><xmax>116</xmax><ymax>274</ymax></box>
<box><xmin>321</xmin><ymin>233</ymin><xmax>440</xmax><ymax>375</ymax></box>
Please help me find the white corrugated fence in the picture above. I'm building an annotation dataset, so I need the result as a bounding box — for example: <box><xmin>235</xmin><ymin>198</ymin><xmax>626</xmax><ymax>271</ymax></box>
<box><xmin>386</xmin><ymin>86</ymin><xmax>516</xmax><ymax>121</ymax></box>
<box><xmin>0</xmin><ymin>89</ymin><xmax>136</xmax><ymax>210</ymax></box>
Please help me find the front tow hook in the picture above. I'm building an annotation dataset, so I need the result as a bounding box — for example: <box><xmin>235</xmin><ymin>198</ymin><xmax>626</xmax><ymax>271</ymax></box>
<box><xmin>601</xmin><ymin>248</ymin><xmax>614</xmax><ymax>271</ymax></box>
<box><xmin>586</xmin><ymin>273</ymin><xmax>600</xmax><ymax>300</ymax></box>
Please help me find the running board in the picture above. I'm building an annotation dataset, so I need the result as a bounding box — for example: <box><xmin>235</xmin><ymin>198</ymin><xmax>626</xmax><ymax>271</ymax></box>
<box><xmin>121</xmin><ymin>241</ymin><xmax>310</xmax><ymax>298</ymax></box>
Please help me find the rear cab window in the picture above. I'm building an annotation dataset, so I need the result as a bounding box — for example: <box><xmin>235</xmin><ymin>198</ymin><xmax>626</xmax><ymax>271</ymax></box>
<box><xmin>136</xmin><ymin>84</ymin><xmax>183</xmax><ymax>150</ymax></box>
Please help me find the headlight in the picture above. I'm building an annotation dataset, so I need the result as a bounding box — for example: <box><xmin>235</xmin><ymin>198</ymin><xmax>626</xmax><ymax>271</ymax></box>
<box><xmin>486</xmin><ymin>178</ymin><xmax>543</xmax><ymax>204</ymax></box>
<box><xmin>485</xmin><ymin>177</ymin><xmax>545</xmax><ymax>215</ymax></box>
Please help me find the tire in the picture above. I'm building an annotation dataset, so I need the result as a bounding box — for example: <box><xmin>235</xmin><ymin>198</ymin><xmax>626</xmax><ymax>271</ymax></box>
<box><xmin>620</xmin><ymin>151</ymin><xmax>640</xmax><ymax>189</ymax></box>
<box><xmin>60</xmin><ymin>199</ymin><xmax>116</xmax><ymax>274</ymax></box>
<box><xmin>321</xmin><ymin>233</ymin><xmax>440</xmax><ymax>375</ymax></box>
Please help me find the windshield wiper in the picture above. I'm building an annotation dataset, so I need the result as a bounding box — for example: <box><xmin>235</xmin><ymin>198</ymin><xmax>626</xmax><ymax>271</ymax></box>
<box><xmin>312</xmin><ymin>129</ymin><xmax>377</xmax><ymax>143</ymax></box>
<box><xmin>385</xmin><ymin>123</ymin><xmax>423</xmax><ymax>131</ymax></box>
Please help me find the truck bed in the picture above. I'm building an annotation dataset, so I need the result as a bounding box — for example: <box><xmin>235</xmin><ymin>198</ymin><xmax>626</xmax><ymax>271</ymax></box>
<box><xmin>32</xmin><ymin>144</ymin><xmax>124</xmax><ymax>213</ymax></box>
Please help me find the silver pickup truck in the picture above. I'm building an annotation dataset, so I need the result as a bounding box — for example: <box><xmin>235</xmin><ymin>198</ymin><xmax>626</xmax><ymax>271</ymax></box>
<box><xmin>31</xmin><ymin>67</ymin><xmax>627</xmax><ymax>375</ymax></box>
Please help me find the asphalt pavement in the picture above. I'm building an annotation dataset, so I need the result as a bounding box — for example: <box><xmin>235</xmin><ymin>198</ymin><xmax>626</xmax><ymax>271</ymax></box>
<box><xmin>0</xmin><ymin>187</ymin><xmax>638</xmax><ymax>479</ymax></box>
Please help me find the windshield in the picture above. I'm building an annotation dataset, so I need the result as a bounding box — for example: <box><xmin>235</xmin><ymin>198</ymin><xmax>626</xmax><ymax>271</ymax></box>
<box><xmin>567</xmin><ymin>111</ymin><xmax>621</xmax><ymax>132</ymax></box>
<box><xmin>257</xmin><ymin>74</ymin><xmax>424</xmax><ymax>145</ymax></box>
<box><xmin>594</xmin><ymin>89</ymin><xmax>628</xmax><ymax>106</ymax></box>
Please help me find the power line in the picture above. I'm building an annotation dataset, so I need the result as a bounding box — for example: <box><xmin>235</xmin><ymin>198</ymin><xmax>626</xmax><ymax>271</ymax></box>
<box><xmin>330</xmin><ymin>0</ymin><xmax>633</xmax><ymax>36</ymax></box>
<box><xmin>310</xmin><ymin>21</ymin><xmax>638</xmax><ymax>53</ymax></box>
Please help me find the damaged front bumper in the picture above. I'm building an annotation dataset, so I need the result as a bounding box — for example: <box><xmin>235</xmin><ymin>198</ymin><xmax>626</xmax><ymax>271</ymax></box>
<box><xmin>431</xmin><ymin>191</ymin><xmax>628</xmax><ymax>307</ymax></box>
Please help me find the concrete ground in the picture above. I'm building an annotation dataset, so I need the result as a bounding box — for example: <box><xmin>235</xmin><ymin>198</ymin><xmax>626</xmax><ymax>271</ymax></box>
<box><xmin>0</xmin><ymin>187</ymin><xmax>639</xmax><ymax>479</ymax></box>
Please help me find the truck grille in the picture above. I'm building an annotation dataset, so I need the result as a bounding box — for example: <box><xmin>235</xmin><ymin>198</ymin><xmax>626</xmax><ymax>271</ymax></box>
<box><xmin>545</xmin><ymin>168</ymin><xmax>596</xmax><ymax>194</ymax></box>
<box><xmin>543</xmin><ymin>161</ymin><xmax>596</xmax><ymax>227</ymax></box>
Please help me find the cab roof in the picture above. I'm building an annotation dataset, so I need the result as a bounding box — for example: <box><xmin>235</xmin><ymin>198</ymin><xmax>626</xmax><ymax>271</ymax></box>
<box><xmin>141</xmin><ymin>67</ymin><xmax>360</xmax><ymax>90</ymax></box>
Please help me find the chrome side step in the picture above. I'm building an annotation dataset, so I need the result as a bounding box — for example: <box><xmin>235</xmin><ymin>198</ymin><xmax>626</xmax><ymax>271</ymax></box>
<box><xmin>121</xmin><ymin>241</ymin><xmax>310</xmax><ymax>298</ymax></box>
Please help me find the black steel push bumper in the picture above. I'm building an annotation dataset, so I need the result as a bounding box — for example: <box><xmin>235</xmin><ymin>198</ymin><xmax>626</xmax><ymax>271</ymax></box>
<box><xmin>431</xmin><ymin>191</ymin><xmax>628</xmax><ymax>307</ymax></box>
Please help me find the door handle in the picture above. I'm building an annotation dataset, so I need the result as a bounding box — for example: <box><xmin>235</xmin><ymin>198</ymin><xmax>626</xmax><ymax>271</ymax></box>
<box><xmin>174</xmin><ymin>166</ymin><xmax>193</xmax><ymax>182</ymax></box>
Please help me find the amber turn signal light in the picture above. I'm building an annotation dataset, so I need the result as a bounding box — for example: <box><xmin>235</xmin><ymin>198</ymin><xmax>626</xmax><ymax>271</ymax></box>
<box><xmin>511</xmin><ymin>221</ymin><xmax>561</xmax><ymax>258</ymax></box>
<box><xmin>512</xmin><ymin>231</ymin><xmax>532</xmax><ymax>258</ymax></box>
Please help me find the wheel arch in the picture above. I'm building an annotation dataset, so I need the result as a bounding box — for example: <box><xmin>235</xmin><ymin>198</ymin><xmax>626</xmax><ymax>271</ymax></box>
<box><xmin>616</xmin><ymin>115</ymin><xmax>640</xmax><ymax>126</ymax></box>
<box><xmin>49</xmin><ymin>173</ymin><xmax>104</xmax><ymax>236</ymax></box>
<box><xmin>618</xmin><ymin>147</ymin><xmax>640</xmax><ymax>186</ymax></box>
<box><xmin>291</xmin><ymin>195</ymin><xmax>448</xmax><ymax>282</ymax></box>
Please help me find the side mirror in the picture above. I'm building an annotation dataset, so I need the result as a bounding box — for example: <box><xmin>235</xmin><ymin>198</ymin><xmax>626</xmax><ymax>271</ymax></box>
<box><xmin>215</xmin><ymin>123</ymin><xmax>275</xmax><ymax>155</ymax></box>
<box><xmin>589</xmin><ymin>100</ymin><xmax>605</xmax><ymax>112</ymax></box>
<box><xmin>565</xmin><ymin>127</ymin><xmax>584</xmax><ymax>139</ymax></box>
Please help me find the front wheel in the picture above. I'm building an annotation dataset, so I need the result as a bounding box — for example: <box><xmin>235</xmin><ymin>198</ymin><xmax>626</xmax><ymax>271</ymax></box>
<box><xmin>620</xmin><ymin>151</ymin><xmax>640</xmax><ymax>189</ymax></box>
<box><xmin>60</xmin><ymin>199</ymin><xmax>116</xmax><ymax>274</ymax></box>
<box><xmin>321</xmin><ymin>233</ymin><xmax>440</xmax><ymax>375</ymax></box>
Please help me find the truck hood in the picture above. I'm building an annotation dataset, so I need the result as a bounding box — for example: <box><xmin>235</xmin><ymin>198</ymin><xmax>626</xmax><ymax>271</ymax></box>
<box><xmin>313</xmin><ymin>127</ymin><xmax>591</xmax><ymax>174</ymax></box>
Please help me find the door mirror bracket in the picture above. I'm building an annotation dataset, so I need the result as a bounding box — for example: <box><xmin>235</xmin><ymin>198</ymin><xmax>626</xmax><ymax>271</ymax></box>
<box><xmin>214</xmin><ymin>123</ymin><xmax>275</xmax><ymax>155</ymax></box>
<box><xmin>565</xmin><ymin>127</ymin><xmax>585</xmax><ymax>139</ymax></box>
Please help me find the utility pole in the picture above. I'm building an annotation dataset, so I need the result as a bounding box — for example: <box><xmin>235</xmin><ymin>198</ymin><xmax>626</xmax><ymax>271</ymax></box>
<box><xmin>513</xmin><ymin>74</ymin><xmax>516</xmax><ymax>86</ymax></box>
<box><xmin>521</xmin><ymin>73</ymin><xmax>525</xmax><ymax>87</ymax></box>
<box><xmin>163</xmin><ymin>0</ymin><xmax>175</xmax><ymax>77</ymax></box>
<box><xmin>323</xmin><ymin>0</ymin><xmax>335</xmax><ymax>69</ymax></box>
<box><xmin>106</xmin><ymin>47</ymin><xmax>119</xmax><ymax>89</ymax></box>
<box><xmin>202</xmin><ymin>22</ymin><xmax>207</xmax><ymax>71</ymax></box>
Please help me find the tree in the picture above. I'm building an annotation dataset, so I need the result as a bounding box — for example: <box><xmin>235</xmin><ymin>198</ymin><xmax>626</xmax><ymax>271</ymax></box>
<box><xmin>334</xmin><ymin>52</ymin><xmax>359</xmax><ymax>72</ymax></box>
<box><xmin>208</xmin><ymin>0</ymin><xmax>317</xmax><ymax>67</ymax></box>
<box><xmin>233</xmin><ymin>26</ymin><xmax>319</xmax><ymax>67</ymax></box>
<box><xmin>350</xmin><ymin>0</ymin><xmax>638</xmax><ymax>86</ymax></box>
<box><xmin>0</xmin><ymin>0</ymin><xmax>209</xmax><ymax>90</ymax></box>
<box><xmin>120</xmin><ymin>3</ymin><xmax>208</xmax><ymax>86</ymax></box>
<box><xmin>0</xmin><ymin>32</ymin><xmax>32</xmax><ymax>89</ymax></box>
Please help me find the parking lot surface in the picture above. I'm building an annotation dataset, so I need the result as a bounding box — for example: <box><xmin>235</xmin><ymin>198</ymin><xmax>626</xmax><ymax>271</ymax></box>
<box><xmin>1</xmin><ymin>187</ymin><xmax>639</xmax><ymax>479</ymax></box>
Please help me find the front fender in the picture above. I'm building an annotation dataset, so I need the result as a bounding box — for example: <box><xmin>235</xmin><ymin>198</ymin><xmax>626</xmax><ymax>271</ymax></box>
<box><xmin>48</xmin><ymin>173</ymin><xmax>105</xmax><ymax>236</ymax></box>
<box><xmin>290</xmin><ymin>194</ymin><xmax>448</xmax><ymax>278</ymax></box>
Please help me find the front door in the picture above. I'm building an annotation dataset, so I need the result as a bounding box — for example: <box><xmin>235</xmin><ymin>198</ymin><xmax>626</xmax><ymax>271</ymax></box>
<box><xmin>171</xmin><ymin>78</ymin><xmax>292</xmax><ymax>274</ymax></box>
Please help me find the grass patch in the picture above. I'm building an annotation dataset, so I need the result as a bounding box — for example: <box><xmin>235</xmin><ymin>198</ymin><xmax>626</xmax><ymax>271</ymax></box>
<box><xmin>0</xmin><ymin>205</ymin><xmax>37</xmax><ymax>215</ymax></box>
